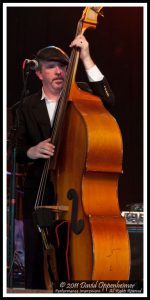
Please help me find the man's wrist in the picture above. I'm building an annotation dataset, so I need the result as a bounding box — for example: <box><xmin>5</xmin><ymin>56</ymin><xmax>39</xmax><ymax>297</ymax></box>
<box><xmin>82</xmin><ymin>56</ymin><xmax>95</xmax><ymax>70</ymax></box>
<box><xmin>27</xmin><ymin>147</ymin><xmax>34</xmax><ymax>159</ymax></box>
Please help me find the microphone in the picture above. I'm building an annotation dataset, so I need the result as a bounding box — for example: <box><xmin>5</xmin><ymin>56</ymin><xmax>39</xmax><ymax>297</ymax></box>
<box><xmin>22</xmin><ymin>59</ymin><xmax>39</xmax><ymax>71</ymax></box>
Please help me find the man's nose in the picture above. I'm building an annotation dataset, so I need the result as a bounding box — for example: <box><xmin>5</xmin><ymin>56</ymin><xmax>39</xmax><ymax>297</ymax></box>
<box><xmin>55</xmin><ymin>66</ymin><xmax>61</xmax><ymax>73</ymax></box>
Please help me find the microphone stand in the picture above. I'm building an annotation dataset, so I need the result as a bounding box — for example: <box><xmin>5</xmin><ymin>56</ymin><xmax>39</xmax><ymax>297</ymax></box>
<box><xmin>7</xmin><ymin>69</ymin><xmax>30</xmax><ymax>288</ymax></box>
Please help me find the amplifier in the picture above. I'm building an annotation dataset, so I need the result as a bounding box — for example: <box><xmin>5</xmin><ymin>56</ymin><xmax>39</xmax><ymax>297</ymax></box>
<box><xmin>127</xmin><ymin>225</ymin><xmax>143</xmax><ymax>280</ymax></box>
<box><xmin>122</xmin><ymin>203</ymin><xmax>143</xmax><ymax>281</ymax></box>
<box><xmin>121</xmin><ymin>211</ymin><xmax>143</xmax><ymax>225</ymax></box>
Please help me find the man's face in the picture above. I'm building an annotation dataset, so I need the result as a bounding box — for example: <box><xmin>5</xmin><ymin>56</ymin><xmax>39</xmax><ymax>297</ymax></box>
<box><xmin>36</xmin><ymin>60</ymin><xmax>67</xmax><ymax>94</ymax></box>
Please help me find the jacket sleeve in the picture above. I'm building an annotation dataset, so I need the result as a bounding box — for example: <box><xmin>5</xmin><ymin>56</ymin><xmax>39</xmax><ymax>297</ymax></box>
<box><xmin>88</xmin><ymin>77</ymin><xmax>115</xmax><ymax>109</ymax></box>
<box><xmin>16</xmin><ymin>105</ymin><xmax>35</xmax><ymax>164</ymax></box>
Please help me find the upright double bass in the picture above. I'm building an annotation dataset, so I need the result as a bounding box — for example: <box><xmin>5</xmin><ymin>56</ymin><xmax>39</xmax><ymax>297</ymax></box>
<box><xmin>40</xmin><ymin>7</ymin><xmax>130</xmax><ymax>282</ymax></box>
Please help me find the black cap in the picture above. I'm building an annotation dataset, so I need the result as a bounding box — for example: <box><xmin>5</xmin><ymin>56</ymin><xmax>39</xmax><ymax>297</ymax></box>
<box><xmin>35</xmin><ymin>46</ymin><xmax>69</xmax><ymax>65</ymax></box>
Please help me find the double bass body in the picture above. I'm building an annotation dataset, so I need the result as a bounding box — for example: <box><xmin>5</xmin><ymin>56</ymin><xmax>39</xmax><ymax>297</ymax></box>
<box><xmin>55</xmin><ymin>83</ymin><xmax>130</xmax><ymax>280</ymax></box>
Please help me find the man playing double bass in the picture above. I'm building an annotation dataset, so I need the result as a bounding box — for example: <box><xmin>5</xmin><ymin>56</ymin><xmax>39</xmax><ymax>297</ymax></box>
<box><xmin>16</xmin><ymin>33</ymin><xmax>114</xmax><ymax>289</ymax></box>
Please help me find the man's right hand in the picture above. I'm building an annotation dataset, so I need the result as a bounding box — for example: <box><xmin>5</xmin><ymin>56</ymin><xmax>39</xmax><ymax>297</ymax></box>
<box><xmin>27</xmin><ymin>138</ymin><xmax>55</xmax><ymax>159</ymax></box>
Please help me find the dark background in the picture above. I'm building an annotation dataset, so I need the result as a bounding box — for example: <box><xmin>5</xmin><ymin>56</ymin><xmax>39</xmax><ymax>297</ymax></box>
<box><xmin>7</xmin><ymin>6</ymin><xmax>143</xmax><ymax>211</ymax></box>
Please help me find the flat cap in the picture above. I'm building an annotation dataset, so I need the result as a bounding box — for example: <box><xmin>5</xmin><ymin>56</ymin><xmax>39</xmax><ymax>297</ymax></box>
<box><xmin>36</xmin><ymin>46</ymin><xmax>69</xmax><ymax>65</ymax></box>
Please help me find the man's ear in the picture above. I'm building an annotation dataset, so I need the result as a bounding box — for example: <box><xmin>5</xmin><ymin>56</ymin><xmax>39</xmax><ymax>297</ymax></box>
<box><xmin>35</xmin><ymin>70</ymin><xmax>43</xmax><ymax>81</ymax></box>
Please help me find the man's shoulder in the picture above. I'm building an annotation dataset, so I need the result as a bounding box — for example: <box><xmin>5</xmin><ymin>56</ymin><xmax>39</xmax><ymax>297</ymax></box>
<box><xmin>22</xmin><ymin>90</ymin><xmax>42</xmax><ymax>106</ymax></box>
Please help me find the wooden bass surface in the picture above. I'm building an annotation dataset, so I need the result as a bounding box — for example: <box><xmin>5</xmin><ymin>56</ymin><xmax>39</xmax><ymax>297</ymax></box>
<box><xmin>55</xmin><ymin>84</ymin><xmax>130</xmax><ymax>280</ymax></box>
